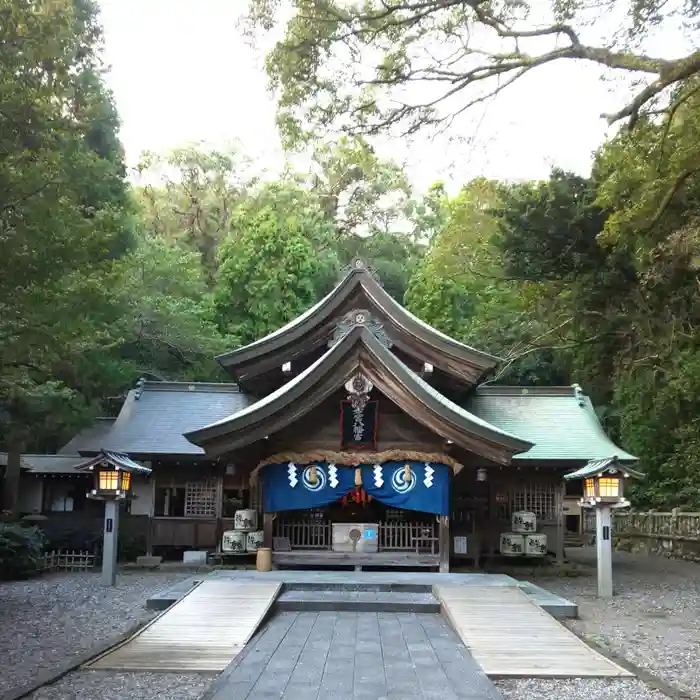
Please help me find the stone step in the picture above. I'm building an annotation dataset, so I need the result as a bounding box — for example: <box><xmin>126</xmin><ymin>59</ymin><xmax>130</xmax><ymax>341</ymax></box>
<box><xmin>283</xmin><ymin>581</ymin><xmax>432</xmax><ymax>593</ymax></box>
<box><xmin>274</xmin><ymin>589</ymin><xmax>441</xmax><ymax>613</ymax></box>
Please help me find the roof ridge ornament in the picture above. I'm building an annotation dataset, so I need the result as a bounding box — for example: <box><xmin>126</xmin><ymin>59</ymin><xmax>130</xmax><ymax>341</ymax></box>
<box><xmin>571</xmin><ymin>383</ymin><xmax>585</xmax><ymax>406</ymax></box>
<box><xmin>329</xmin><ymin>308</ymin><xmax>393</xmax><ymax>348</ymax></box>
<box><xmin>339</xmin><ymin>258</ymin><xmax>383</xmax><ymax>285</ymax></box>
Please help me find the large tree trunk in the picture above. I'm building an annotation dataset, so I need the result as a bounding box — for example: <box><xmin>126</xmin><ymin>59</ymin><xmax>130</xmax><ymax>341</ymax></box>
<box><xmin>2</xmin><ymin>442</ymin><xmax>22</xmax><ymax>518</ymax></box>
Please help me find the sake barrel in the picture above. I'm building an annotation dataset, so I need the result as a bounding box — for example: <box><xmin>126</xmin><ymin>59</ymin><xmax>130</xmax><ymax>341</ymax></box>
<box><xmin>525</xmin><ymin>533</ymin><xmax>548</xmax><ymax>557</ymax></box>
<box><xmin>511</xmin><ymin>511</ymin><xmax>537</xmax><ymax>533</ymax></box>
<box><xmin>246</xmin><ymin>530</ymin><xmax>264</xmax><ymax>552</ymax></box>
<box><xmin>234</xmin><ymin>509</ymin><xmax>258</xmax><ymax>531</ymax></box>
<box><xmin>225</xmin><ymin>530</ymin><xmax>247</xmax><ymax>553</ymax></box>
<box><xmin>222</xmin><ymin>530</ymin><xmax>247</xmax><ymax>553</ymax></box>
<box><xmin>500</xmin><ymin>533</ymin><xmax>525</xmax><ymax>556</ymax></box>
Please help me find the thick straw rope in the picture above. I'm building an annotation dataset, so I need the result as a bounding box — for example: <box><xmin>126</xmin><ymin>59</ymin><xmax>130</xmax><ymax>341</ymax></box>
<box><xmin>249</xmin><ymin>449</ymin><xmax>464</xmax><ymax>485</ymax></box>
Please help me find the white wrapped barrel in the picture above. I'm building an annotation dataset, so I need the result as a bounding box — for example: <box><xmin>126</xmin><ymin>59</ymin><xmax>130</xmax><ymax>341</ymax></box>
<box><xmin>511</xmin><ymin>511</ymin><xmax>537</xmax><ymax>533</ymax></box>
<box><xmin>221</xmin><ymin>530</ymin><xmax>247</xmax><ymax>553</ymax></box>
<box><xmin>525</xmin><ymin>533</ymin><xmax>548</xmax><ymax>556</ymax></box>
<box><xmin>500</xmin><ymin>533</ymin><xmax>525</xmax><ymax>556</ymax></box>
<box><xmin>234</xmin><ymin>509</ymin><xmax>258</xmax><ymax>531</ymax></box>
<box><xmin>246</xmin><ymin>530</ymin><xmax>264</xmax><ymax>552</ymax></box>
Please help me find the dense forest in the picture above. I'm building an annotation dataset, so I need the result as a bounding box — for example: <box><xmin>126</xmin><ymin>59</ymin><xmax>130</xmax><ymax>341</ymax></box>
<box><xmin>2</xmin><ymin>0</ymin><xmax>700</xmax><ymax>510</ymax></box>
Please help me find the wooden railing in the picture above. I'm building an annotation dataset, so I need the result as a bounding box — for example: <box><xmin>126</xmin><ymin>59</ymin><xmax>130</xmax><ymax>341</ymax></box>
<box><xmin>379</xmin><ymin>521</ymin><xmax>436</xmax><ymax>551</ymax></box>
<box><xmin>274</xmin><ymin>520</ymin><xmax>438</xmax><ymax>552</ymax></box>
<box><xmin>275</xmin><ymin>520</ymin><xmax>332</xmax><ymax>549</ymax></box>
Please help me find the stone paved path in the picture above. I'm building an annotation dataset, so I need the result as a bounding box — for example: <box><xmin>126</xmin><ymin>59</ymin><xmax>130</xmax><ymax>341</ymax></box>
<box><xmin>203</xmin><ymin>611</ymin><xmax>502</xmax><ymax>700</ymax></box>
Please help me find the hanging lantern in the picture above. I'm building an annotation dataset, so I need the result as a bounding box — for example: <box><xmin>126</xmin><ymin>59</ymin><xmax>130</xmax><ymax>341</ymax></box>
<box><xmin>476</xmin><ymin>468</ymin><xmax>487</xmax><ymax>482</ymax></box>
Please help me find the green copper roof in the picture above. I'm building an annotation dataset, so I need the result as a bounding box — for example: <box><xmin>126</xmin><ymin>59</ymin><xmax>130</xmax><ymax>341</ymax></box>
<box><xmin>564</xmin><ymin>457</ymin><xmax>645</xmax><ymax>480</ymax></box>
<box><xmin>466</xmin><ymin>386</ymin><xmax>637</xmax><ymax>462</ymax></box>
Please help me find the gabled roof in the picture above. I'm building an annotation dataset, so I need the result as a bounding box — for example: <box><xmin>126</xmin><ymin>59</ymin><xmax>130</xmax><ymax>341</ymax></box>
<box><xmin>216</xmin><ymin>261</ymin><xmax>500</xmax><ymax>385</ymax></box>
<box><xmin>465</xmin><ymin>385</ymin><xmax>637</xmax><ymax>462</ymax></box>
<box><xmin>187</xmin><ymin>325</ymin><xmax>532</xmax><ymax>464</ymax></box>
<box><xmin>74</xmin><ymin>382</ymin><xmax>251</xmax><ymax>456</ymax></box>
<box><xmin>564</xmin><ymin>457</ymin><xmax>645</xmax><ymax>480</ymax></box>
<box><xmin>74</xmin><ymin>450</ymin><xmax>151</xmax><ymax>475</ymax></box>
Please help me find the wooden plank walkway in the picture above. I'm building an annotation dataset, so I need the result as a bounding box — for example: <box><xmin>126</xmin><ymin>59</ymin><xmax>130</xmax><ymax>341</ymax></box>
<box><xmin>87</xmin><ymin>580</ymin><xmax>281</xmax><ymax>671</ymax></box>
<box><xmin>435</xmin><ymin>585</ymin><xmax>632</xmax><ymax>678</ymax></box>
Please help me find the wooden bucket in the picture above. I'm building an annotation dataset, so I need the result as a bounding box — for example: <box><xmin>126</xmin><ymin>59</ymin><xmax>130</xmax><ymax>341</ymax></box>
<box><xmin>256</xmin><ymin>547</ymin><xmax>272</xmax><ymax>572</ymax></box>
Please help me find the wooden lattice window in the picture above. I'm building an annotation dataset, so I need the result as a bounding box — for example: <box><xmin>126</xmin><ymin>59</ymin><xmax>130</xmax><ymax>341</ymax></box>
<box><xmin>510</xmin><ymin>483</ymin><xmax>557</xmax><ymax>521</ymax></box>
<box><xmin>184</xmin><ymin>480</ymin><xmax>217</xmax><ymax>517</ymax></box>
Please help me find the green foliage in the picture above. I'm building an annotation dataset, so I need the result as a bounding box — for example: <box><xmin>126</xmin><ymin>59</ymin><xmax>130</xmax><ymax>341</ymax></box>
<box><xmin>249</xmin><ymin>0</ymin><xmax>699</xmax><ymax>144</ymax></box>
<box><xmin>213</xmin><ymin>186</ymin><xmax>340</xmax><ymax>345</ymax></box>
<box><xmin>0</xmin><ymin>523</ymin><xmax>46</xmax><ymax>579</ymax></box>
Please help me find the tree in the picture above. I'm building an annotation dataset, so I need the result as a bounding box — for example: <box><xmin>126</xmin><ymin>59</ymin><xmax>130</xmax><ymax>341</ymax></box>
<box><xmin>0</xmin><ymin>0</ymin><xmax>134</xmax><ymax>514</ymax></box>
<box><xmin>248</xmin><ymin>1</ymin><xmax>699</xmax><ymax>145</ymax></box>
<box><xmin>135</xmin><ymin>145</ymin><xmax>251</xmax><ymax>284</ymax></box>
<box><xmin>212</xmin><ymin>185</ymin><xmax>340</xmax><ymax>345</ymax></box>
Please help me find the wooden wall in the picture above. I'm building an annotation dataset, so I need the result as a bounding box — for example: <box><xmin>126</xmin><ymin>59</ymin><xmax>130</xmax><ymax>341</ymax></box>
<box><xmin>267</xmin><ymin>389</ymin><xmax>445</xmax><ymax>454</ymax></box>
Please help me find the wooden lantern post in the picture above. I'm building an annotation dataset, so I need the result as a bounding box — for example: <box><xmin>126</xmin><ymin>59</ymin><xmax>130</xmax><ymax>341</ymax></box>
<box><xmin>564</xmin><ymin>457</ymin><xmax>644</xmax><ymax>598</ymax></box>
<box><xmin>75</xmin><ymin>450</ymin><xmax>152</xmax><ymax>586</ymax></box>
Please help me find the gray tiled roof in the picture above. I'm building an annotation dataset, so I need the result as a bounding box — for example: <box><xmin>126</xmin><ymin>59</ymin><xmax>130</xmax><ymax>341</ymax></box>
<box><xmin>58</xmin><ymin>418</ymin><xmax>116</xmax><ymax>454</ymax></box>
<box><xmin>76</xmin><ymin>382</ymin><xmax>252</xmax><ymax>456</ymax></box>
<box><xmin>18</xmin><ymin>455</ymin><xmax>91</xmax><ymax>474</ymax></box>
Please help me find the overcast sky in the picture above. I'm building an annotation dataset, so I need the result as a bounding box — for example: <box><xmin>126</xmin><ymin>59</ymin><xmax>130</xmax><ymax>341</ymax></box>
<box><xmin>96</xmin><ymin>0</ymin><xmax>684</xmax><ymax>192</ymax></box>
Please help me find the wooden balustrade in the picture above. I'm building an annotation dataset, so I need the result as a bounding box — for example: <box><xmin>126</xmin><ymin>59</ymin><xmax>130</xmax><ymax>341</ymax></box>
<box><xmin>274</xmin><ymin>519</ymin><xmax>438</xmax><ymax>552</ymax></box>
<box><xmin>275</xmin><ymin>520</ymin><xmax>332</xmax><ymax>549</ymax></box>
<box><xmin>379</xmin><ymin>521</ymin><xmax>437</xmax><ymax>551</ymax></box>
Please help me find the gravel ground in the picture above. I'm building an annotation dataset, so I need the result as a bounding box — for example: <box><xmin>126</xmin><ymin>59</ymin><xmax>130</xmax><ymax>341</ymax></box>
<box><xmin>534</xmin><ymin>547</ymin><xmax>700</xmax><ymax>699</ymax></box>
<box><xmin>28</xmin><ymin>671</ymin><xmax>213</xmax><ymax>700</ymax></box>
<box><xmin>0</xmin><ymin>571</ymin><xmax>192</xmax><ymax>695</ymax></box>
<box><xmin>497</xmin><ymin>678</ymin><xmax>671</xmax><ymax>700</ymax></box>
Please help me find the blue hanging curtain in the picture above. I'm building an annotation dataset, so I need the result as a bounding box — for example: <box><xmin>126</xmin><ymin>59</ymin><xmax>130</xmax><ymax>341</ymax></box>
<box><xmin>260</xmin><ymin>460</ymin><xmax>451</xmax><ymax>515</ymax></box>
<box><xmin>261</xmin><ymin>461</ymin><xmax>356</xmax><ymax>512</ymax></box>
<box><xmin>360</xmin><ymin>461</ymin><xmax>450</xmax><ymax>516</ymax></box>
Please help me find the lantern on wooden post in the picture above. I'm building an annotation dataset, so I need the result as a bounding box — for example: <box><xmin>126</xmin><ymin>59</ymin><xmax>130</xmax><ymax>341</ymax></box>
<box><xmin>564</xmin><ymin>457</ymin><xmax>644</xmax><ymax>599</ymax></box>
<box><xmin>76</xmin><ymin>450</ymin><xmax>152</xmax><ymax>587</ymax></box>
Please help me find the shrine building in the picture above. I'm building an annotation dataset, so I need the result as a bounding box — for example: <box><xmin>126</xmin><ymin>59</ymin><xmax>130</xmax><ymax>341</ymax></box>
<box><xmin>13</xmin><ymin>261</ymin><xmax>636</xmax><ymax>570</ymax></box>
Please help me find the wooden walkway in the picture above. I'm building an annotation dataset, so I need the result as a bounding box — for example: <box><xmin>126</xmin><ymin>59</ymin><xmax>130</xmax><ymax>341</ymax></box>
<box><xmin>87</xmin><ymin>580</ymin><xmax>281</xmax><ymax>671</ymax></box>
<box><xmin>435</xmin><ymin>585</ymin><xmax>632</xmax><ymax>678</ymax></box>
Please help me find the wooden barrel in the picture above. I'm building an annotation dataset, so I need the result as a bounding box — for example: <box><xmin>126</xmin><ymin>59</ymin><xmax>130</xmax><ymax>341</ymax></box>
<box><xmin>256</xmin><ymin>547</ymin><xmax>272</xmax><ymax>572</ymax></box>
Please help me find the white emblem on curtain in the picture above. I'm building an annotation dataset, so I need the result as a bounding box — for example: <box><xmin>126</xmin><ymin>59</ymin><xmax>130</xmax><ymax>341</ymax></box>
<box><xmin>329</xmin><ymin>464</ymin><xmax>339</xmax><ymax>488</ymax></box>
<box><xmin>287</xmin><ymin>462</ymin><xmax>298</xmax><ymax>488</ymax></box>
<box><xmin>302</xmin><ymin>466</ymin><xmax>326</xmax><ymax>491</ymax></box>
<box><xmin>391</xmin><ymin>466</ymin><xmax>416</xmax><ymax>494</ymax></box>
<box><xmin>424</xmin><ymin>464</ymin><xmax>434</xmax><ymax>488</ymax></box>
<box><xmin>373</xmin><ymin>465</ymin><xmax>384</xmax><ymax>488</ymax></box>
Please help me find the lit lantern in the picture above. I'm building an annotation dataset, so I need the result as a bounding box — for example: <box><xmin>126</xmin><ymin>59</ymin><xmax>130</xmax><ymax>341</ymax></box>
<box><xmin>568</xmin><ymin>457</ymin><xmax>643</xmax><ymax>507</ymax></box>
<box><xmin>476</xmin><ymin>468</ymin><xmax>487</xmax><ymax>482</ymax></box>
<box><xmin>76</xmin><ymin>450</ymin><xmax>152</xmax><ymax>501</ymax></box>
<box><xmin>74</xmin><ymin>449</ymin><xmax>152</xmax><ymax>588</ymax></box>
<box><xmin>564</xmin><ymin>456</ymin><xmax>644</xmax><ymax>600</ymax></box>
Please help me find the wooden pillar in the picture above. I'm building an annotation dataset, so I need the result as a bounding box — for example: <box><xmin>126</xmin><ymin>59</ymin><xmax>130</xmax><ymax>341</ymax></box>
<box><xmin>214</xmin><ymin>475</ymin><xmax>224</xmax><ymax>553</ymax></box>
<box><xmin>145</xmin><ymin>475</ymin><xmax>155</xmax><ymax>556</ymax></box>
<box><xmin>555</xmin><ymin>480</ymin><xmax>565</xmax><ymax>563</ymax></box>
<box><xmin>263</xmin><ymin>512</ymin><xmax>274</xmax><ymax>549</ymax></box>
<box><xmin>439</xmin><ymin>515</ymin><xmax>450</xmax><ymax>573</ymax></box>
